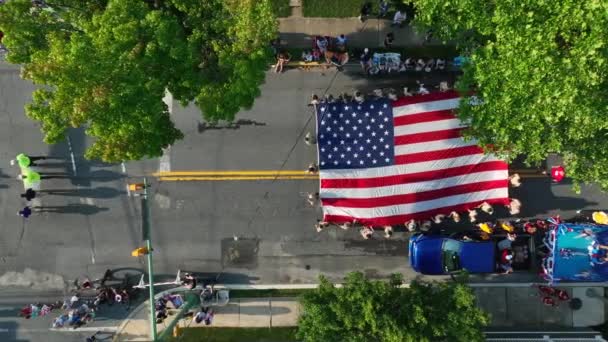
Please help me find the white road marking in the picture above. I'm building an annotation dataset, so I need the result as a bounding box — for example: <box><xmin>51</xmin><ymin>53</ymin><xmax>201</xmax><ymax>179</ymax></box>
<box><xmin>66</xmin><ymin>135</ymin><xmax>77</xmax><ymax>175</ymax></box>
<box><xmin>121</xmin><ymin>162</ymin><xmax>126</xmax><ymax>173</ymax></box>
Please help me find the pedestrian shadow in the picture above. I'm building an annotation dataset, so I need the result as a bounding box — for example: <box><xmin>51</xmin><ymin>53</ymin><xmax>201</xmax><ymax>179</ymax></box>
<box><xmin>197</xmin><ymin>119</ymin><xmax>267</xmax><ymax>133</ymax></box>
<box><xmin>34</xmin><ymin>204</ymin><xmax>110</xmax><ymax>215</ymax></box>
<box><xmin>176</xmin><ymin>270</ymin><xmax>260</xmax><ymax>285</ymax></box>
<box><xmin>71</xmin><ymin>170</ymin><xmax>126</xmax><ymax>186</ymax></box>
<box><xmin>0</xmin><ymin>168</ymin><xmax>8</xmax><ymax>189</ymax></box>
<box><xmin>0</xmin><ymin>321</ymin><xmax>28</xmax><ymax>342</ymax></box>
<box><xmin>40</xmin><ymin>187</ymin><xmax>126</xmax><ymax>199</ymax></box>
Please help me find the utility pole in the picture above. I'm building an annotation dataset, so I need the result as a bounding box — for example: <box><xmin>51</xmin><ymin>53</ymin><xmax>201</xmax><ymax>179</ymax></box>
<box><xmin>142</xmin><ymin>177</ymin><xmax>157</xmax><ymax>341</ymax></box>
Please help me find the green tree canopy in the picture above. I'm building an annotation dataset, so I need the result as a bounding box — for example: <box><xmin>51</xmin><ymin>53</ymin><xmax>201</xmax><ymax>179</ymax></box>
<box><xmin>297</xmin><ymin>272</ymin><xmax>488</xmax><ymax>342</ymax></box>
<box><xmin>409</xmin><ymin>0</ymin><xmax>608</xmax><ymax>190</ymax></box>
<box><xmin>0</xmin><ymin>0</ymin><xmax>277</xmax><ymax>162</ymax></box>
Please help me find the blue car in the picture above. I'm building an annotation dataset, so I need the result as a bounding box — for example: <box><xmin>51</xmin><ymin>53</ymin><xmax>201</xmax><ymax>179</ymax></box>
<box><xmin>409</xmin><ymin>234</ymin><xmax>496</xmax><ymax>275</ymax></box>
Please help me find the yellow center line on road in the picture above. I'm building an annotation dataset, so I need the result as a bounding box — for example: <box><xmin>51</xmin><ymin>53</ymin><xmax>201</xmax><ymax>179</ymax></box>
<box><xmin>159</xmin><ymin>176</ymin><xmax>319</xmax><ymax>181</ymax></box>
<box><xmin>154</xmin><ymin>170</ymin><xmax>319</xmax><ymax>181</ymax></box>
<box><xmin>154</xmin><ymin>169</ymin><xmax>549</xmax><ymax>181</ymax></box>
<box><xmin>153</xmin><ymin>170</ymin><xmax>311</xmax><ymax>177</ymax></box>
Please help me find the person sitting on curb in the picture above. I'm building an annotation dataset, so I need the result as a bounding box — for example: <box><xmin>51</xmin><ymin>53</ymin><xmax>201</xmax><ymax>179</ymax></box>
<box><xmin>274</xmin><ymin>50</ymin><xmax>291</xmax><ymax>73</ymax></box>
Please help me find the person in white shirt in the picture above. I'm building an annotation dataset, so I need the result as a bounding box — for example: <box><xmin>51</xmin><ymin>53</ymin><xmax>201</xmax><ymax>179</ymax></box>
<box><xmin>392</xmin><ymin>10</ymin><xmax>407</xmax><ymax>27</ymax></box>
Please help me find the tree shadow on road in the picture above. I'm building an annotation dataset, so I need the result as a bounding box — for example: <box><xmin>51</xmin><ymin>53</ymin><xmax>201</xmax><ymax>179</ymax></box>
<box><xmin>508</xmin><ymin>177</ymin><xmax>599</xmax><ymax>218</ymax></box>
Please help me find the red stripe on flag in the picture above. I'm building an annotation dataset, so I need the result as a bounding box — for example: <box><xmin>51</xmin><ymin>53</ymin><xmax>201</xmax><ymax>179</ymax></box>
<box><xmin>322</xmin><ymin>180</ymin><xmax>507</xmax><ymax>208</ymax></box>
<box><xmin>395</xmin><ymin>128</ymin><xmax>464</xmax><ymax>145</ymax></box>
<box><xmin>393</xmin><ymin>110</ymin><xmax>456</xmax><ymax>126</ymax></box>
<box><xmin>323</xmin><ymin>198</ymin><xmax>510</xmax><ymax>226</ymax></box>
<box><xmin>391</xmin><ymin>91</ymin><xmax>460</xmax><ymax>107</ymax></box>
<box><xmin>394</xmin><ymin>145</ymin><xmax>484</xmax><ymax>165</ymax></box>
<box><xmin>321</xmin><ymin>160</ymin><xmax>508</xmax><ymax>189</ymax></box>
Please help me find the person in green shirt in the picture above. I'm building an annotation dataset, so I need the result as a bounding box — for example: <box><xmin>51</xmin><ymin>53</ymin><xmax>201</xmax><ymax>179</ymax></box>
<box><xmin>10</xmin><ymin>153</ymin><xmax>47</xmax><ymax>168</ymax></box>
<box><xmin>18</xmin><ymin>168</ymin><xmax>42</xmax><ymax>189</ymax></box>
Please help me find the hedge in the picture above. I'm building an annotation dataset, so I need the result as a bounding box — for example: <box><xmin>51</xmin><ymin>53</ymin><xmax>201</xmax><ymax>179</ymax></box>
<box><xmin>270</xmin><ymin>0</ymin><xmax>291</xmax><ymax>18</ymax></box>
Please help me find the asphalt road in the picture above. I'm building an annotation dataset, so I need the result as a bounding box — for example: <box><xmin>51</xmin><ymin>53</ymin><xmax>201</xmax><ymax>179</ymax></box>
<box><xmin>2</xmin><ymin>61</ymin><xmax>608</xmax><ymax>340</ymax></box>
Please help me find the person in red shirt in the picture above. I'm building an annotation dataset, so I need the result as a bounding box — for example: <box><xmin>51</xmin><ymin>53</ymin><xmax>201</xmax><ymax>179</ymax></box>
<box><xmin>551</xmin><ymin>165</ymin><xmax>565</xmax><ymax>183</ymax></box>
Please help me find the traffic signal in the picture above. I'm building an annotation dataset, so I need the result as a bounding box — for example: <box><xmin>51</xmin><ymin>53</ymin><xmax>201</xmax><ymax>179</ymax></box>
<box><xmin>131</xmin><ymin>246</ymin><xmax>149</xmax><ymax>257</ymax></box>
<box><xmin>128</xmin><ymin>183</ymin><xmax>146</xmax><ymax>191</ymax></box>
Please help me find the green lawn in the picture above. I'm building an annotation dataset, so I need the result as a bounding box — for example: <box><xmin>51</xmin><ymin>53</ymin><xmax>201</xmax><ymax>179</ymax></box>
<box><xmin>303</xmin><ymin>0</ymin><xmax>372</xmax><ymax>18</ymax></box>
<box><xmin>228</xmin><ymin>288</ymin><xmax>313</xmax><ymax>298</ymax></box>
<box><xmin>172</xmin><ymin>327</ymin><xmax>299</xmax><ymax>342</ymax></box>
<box><xmin>270</xmin><ymin>0</ymin><xmax>292</xmax><ymax>18</ymax></box>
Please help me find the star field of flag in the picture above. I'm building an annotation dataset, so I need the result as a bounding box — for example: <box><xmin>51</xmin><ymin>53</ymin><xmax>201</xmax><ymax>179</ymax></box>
<box><xmin>317</xmin><ymin>99</ymin><xmax>395</xmax><ymax>170</ymax></box>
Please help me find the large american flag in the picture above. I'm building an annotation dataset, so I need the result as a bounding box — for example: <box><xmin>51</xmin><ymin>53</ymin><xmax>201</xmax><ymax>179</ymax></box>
<box><xmin>317</xmin><ymin>91</ymin><xmax>509</xmax><ymax>226</ymax></box>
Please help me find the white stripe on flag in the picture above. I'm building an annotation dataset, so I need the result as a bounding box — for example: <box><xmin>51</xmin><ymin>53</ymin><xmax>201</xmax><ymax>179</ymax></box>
<box><xmin>320</xmin><ymin>170</ymin><xmax>507</xmax><ymax>198</ymax></box>
<box><xmin>394</xmin><ymin>118</ymin><xmax>466</xmax><ymax>137</ymax></box>
<box><xmin>319</xmin><ymin>154</ymin><xmax>501</xmax><ymax>180</ymax></box>
<box><xmin>394</xmin><ymin>137</ymin><xmax>478</xmax><ymax>156</ymax></box>
<box><xmin>393</xmin><ymin>98</ymin><xmax>460</xmax><ymax>117</ymax></box>
<box><xmin>322</xmin><ymin>188</ymin><xmax>508</xmax><ymax>218</ymax></box>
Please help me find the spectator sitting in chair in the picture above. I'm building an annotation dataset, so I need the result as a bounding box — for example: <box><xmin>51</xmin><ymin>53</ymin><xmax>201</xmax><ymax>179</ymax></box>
<box><xmin>392</xmin><ymin>10</ymin><xmax>407</xmax><ymax>27</ymax></box>
<box><xmin>301</xmin><ymin>50</ymin><xmax>313</xmax><ymax>62</ymax></box>
<box><xmin>315</xmin><ymin>36</ymin><xmax>328</xmax><ymax>54</ymax></box>
<box><xmin>274</xmin><ymin>50</ymin><xmax>291</xmax><ymax>73</ymax></box>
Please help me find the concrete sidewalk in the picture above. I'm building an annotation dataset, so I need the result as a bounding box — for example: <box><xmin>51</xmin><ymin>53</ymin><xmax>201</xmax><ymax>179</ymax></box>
<box><xmin>114</xmin><ymin>285</ymin><xmax>605</xmax><ymax>341</ymax></box>
<box><xmin>278</xmin><ymin>17</ymin><xmax>426</xmax><ymax>48</ymax></box>
<box><xmin>114</xmin><ymin>297</ymin><xmax>299</xmax><ymax>341</ymax></box>
<box><xmin>475</xmin><ymin>286</ymin><xmax>605</xmax><ymax>328</ymax></box>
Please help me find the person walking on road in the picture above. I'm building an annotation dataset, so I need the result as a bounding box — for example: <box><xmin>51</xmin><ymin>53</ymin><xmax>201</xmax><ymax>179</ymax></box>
<box><xmin>18</xmin><ymin>169</ymin><xmax>41</xmax><ymax>189</ymax></box>
<box><xmin>10</xmin><ymin>153</ymin><xmax>46</xmax><ymax>168</ymax></box>
<box><xmin>18</xmin><ymin>206</ymin><xmax>32</xmax><ymax>218</ymax></box>
<box><xmin>20</xmin><ymin>188</ymin><xmax>36</xmax><ymax>201</ymax></box>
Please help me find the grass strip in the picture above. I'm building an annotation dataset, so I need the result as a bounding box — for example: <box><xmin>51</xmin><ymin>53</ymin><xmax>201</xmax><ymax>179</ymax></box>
<box><xmin>172</xmin><ymin>327</ymin><xmax>299</xmax><ymax>342</ymax></box>
<box><xmin>270</xmin><ymin>0</ymin><xmax>292</xmax><ymax>18</ymax></box>
<box><xmin>228</xmin><ymin>288</ymin><xmax>313</xmax><ymax>298</ymax></box>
